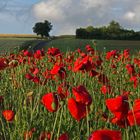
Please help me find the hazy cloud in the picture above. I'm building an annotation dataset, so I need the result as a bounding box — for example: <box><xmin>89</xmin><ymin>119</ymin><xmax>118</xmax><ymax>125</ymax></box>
<box><xmin>0</xmin><ymin>0</ymin><xmax>140</xmax><ymax>34</ymax></box>
<box><xmin>32</xmin><ymin>0</ymin><xmax>140</xmax><ymax>35</ymax></box>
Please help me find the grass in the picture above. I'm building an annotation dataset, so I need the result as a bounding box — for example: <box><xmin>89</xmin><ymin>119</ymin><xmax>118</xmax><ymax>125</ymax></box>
<box><xmin>0</xmin><ymin>46</ymin><xmax>140</xmax><ymax>139</ymax></box>
<box><xmin>45</xmin><ymin>38</ymin><xmax>140</xmax><ymax>54</ymax></box>
<box><xmin>0</xmin><ymin>35</ymin><xmax>140</xmax><ymax>54</ymax></box>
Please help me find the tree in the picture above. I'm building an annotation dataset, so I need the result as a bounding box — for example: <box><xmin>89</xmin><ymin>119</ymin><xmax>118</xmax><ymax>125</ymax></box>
<box><xmin>33</xmin><ymin>20</ymin><xmax>53</xmax><ymax>38</ymax></box>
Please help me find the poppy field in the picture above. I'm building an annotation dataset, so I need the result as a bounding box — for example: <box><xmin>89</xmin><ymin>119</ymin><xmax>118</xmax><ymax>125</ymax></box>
<box><xmin>0</xmin><ymin>45</ymin><xmax>140</xmax><ymax>140</ymax></box>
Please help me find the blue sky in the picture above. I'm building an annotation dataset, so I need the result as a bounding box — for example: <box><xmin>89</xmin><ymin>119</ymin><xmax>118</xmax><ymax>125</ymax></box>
<box><xmin>0</xmin><ymin>0</ymin><xmax>140</xmax><ymax>35</ymax></box>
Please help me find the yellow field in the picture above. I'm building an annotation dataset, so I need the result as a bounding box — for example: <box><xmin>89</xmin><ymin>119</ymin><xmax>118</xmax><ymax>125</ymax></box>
<box><xmin>0</xmin><ymin>34</ymin><xmax>37</xmax><ymax>38</ymax></box>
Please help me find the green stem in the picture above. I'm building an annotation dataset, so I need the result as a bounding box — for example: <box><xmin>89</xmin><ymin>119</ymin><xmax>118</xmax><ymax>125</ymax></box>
<box><xmin>57</xmin><ymin>107</ymin><xmax>64</xmax><ymax>139</ymax></box>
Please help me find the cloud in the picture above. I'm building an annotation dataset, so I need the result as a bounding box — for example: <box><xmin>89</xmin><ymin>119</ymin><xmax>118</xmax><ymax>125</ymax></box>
<box><xmin>124</xmin><ymin>12</ymin><xmax>135</xmax><ymax>20</ymax></box>
<box><xmin>1</xmin><ymin>0</ymin><xmax>140</xmax><ymax>34</ymax></box>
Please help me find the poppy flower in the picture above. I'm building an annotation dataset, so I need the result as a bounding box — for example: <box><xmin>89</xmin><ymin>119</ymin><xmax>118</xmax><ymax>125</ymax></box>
<box><xmin>100</xmin><ymin>85</ymin><xmax>111</xmax><ymax>95</ymax></box>
<box><xmin>85</xmin><ymin>45</ymin><xmax>94</xmax><ymax>55</ymax></box>
<box><xmin>88</xmin><ymin>129</ymin><xmax>122</xmax><ymax>140</ymax></box>
<box><xmin>73</xmin><ymin>56</ymin><xmax>92</xmax><ymax>72</ymax></box>
<box><xmin>127</xmin><ymin>99</ymin><xmax>140</xmax><ymax>126</ymax></box>
<box><xmin>106</xmin><ymin>50</ymin><xmax>118</xmax><ymax>60</ymax></box>
<box><xmin>2</xmin><ymin>110</ymin><xmax>15</xmax><ymax>121</ymax></box>
<box><xmin>24</xmin><ymin>128</ymin><xmax>36</xmax><ymax>140</ymax></box>
<box><xmin>47</xmin><ymin>47</ymin><xmax>61</xmax><ymax>57</ymax></box>
<box><xmin>25</xmin><ymin>73</ymin><xmax>34</xmax><ymax>80</ymax></box>
<box><xmin>89</xmin><ymin>70</ymin><xmax>98</xmax><ymax>77</ymax></box>
<box><xmin>130</xmin><ymin>76</ymin><xmax>138</xmax><ymax>88</ymax></box>
<box><xmin>0</xmin><ymin>58</ymin><xmax>8</xmax><ymax>70</ymax></box>
<box><xmin>58</xmin><ymin>133</ymin><xmax>69</xmax><ymax>140</ymax></box>
<box><xmin>50</xmin><ymin>64</ymin><xmax>66</xmax><ymax>79</ymax></box>
<box><xmin>39</xmin><ymin>131</ymin><xmax>51</xmax><ymax>140</ymax></box>
<box><xmin>67</xmin><ymin>98</ymin><xmax>88</xmax><ymax>121</ymax></box>
<box><xmin>123</xmin><ymin>49</ymin><xmax>130</xmax><ymax>59</ymax></box>
<box><xmin>106</xmin><ymin>95</ymin><xmax>129</xmax><ymax>120</ymax></box>
<box><xmin>23</xmin><ymin>50</ymin><xmax>32</xmax><ymax>57</ymax></box>
<box><xmin>41</xmin><ymin>93</ymin><xmax>59</xmax><ymax>112</ymax></box>
<box><xmin>127</xmin><ymin>110</ymin><xmax>140</xmax><ymax>126</ymax></box>
<box><xmin>111</xmin><ymin>116</ymin><xmax>129</xmax><ymax>128</ymax></box>
<box><xmin>98</xmin><ymin>74</ymin><xmax>109</xmax><ymax>85</ymax></box>
<box><xmin>34</xmin><ymin>50</ymin><xmax>45</xmax><ymax>59</ymax></box>
<box><xmin>57</xmin><ymin>83</ymin><xmax>69</xmax><ymax>99</ymax></box>
<box><xmin>126</xmin><ymin>64</ymin><xmax>135</xmax><ymax>75</ymax></box>
<box><xmin>72</xmin><ymin>85</ymin><xmax>92</xmax><ymax>105</ymax></box>
<box><xmin>30</xmin><ymin>67</ymin><xmax>39</xmax><ymax>75</ymax></box>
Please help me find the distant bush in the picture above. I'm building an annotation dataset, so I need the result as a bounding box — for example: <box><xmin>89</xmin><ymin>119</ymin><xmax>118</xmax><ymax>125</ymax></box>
<box><xmin>76</xmin><ymin>20</ymin><xmax>140</xmax><ymax>40</ymax></box>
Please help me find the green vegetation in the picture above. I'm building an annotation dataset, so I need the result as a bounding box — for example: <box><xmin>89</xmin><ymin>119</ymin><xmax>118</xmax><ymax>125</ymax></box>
<box><xmin>0</xmin><ymin>36</ymin><xmax>140</xmax><ymax>54</ymax></box>
<box><xmin>0</xmin><ymin>46</ymin><xmax>140</xmax><ymax>139</ymax></box>
<box><xmin>44</xmin><ymin>38</ymin><xmax>140</xmax><ymax>54</ymax></box>
<box><xmin>33</xmin><ymin>20</ymin><xmax>53</xmax><ymax>38</ymax></box>
<box><xmin>76</xmin><ymin>20</ymin><xmax>140</xmax><ymax>40</ymax></box>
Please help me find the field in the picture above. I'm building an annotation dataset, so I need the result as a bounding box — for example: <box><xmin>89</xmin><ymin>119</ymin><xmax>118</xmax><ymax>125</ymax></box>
<box><xmin>46</xmin><ymin>38</ymin><xmax>140</xmax><ymax>54</ymax></box>
<box><xmin>0</xmin><ymin>43</ymin><xmax>140</xmax><ymax>139</ymax></box>
<box><xmin>0</xmin><ymin>34</ymin><xmax>140</xmax><ymax>54</ymax></box>
<box><xmin>0</xmin><ymin>34</ymin><xmax>140</xmax><ymax>139</ymax></box>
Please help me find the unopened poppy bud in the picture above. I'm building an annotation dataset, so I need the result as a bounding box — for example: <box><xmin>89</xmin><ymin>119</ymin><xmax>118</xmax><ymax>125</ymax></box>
<box><xmin>51</xmin><ymin>102</ymin><xmax>56</xmax><ymax>110</ymax></box>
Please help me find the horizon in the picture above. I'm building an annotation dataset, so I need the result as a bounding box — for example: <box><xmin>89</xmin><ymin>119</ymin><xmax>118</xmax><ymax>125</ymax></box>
<box><xmin>0</xmin><ymin>0</ymin><xmax>140</xmax><ymax>35</ymax></box>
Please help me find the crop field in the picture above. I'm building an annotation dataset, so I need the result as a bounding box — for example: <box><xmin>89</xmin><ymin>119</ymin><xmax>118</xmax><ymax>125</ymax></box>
<box><xmin>0</xmin><ymin>35</ymin><xmax>140</xmax><ymax>54</ymax></box>
<box><xmin>0</xmin><ymin>44</ymin><xmax>140</xmax><ymax>139</ymax></box>
<box><xmin>45</xmin><ymin>38</ymin><xmax>140</xmax><ymax>54</ymax></box>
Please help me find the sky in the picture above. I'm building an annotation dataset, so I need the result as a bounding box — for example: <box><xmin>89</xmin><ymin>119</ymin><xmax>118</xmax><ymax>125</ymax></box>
<box><xmin>0</xmin><ymin>0</ymin><xmax>140</xmax><ymax>35</ymax></box>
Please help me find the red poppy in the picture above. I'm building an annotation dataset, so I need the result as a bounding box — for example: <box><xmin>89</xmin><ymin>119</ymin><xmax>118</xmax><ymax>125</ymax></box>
<box><xmin>34</xmin><ymin>50</ymin><xmax>44</xmax><ymax>59</ymax></box>
<box><xmin>100</xmin><ymin>85</ymin><xmax>111</xmax><ymax>95</ymax></box>
<box><xmin>88</xmin><ymin>129</ymin><xmax>122</xmax><ymax>140</ymax></box>
<box><xmin>106</xmin><ymin>95</ymin><xmax>129</xmax><ymax>120</ymax></box>
<box><xmin>72</xmin><ymin>85</ymin><xmax>92</xmax><ymax>105</ymax></box>
<box><xmin>85</xmin><ymin>45</ymin><xmax>94</xmax><ymax>55</ymax></box>
<box><xmin>58</xmin><ymin>133</ymin><xmax>69</xmax><ymax>140</ymax></box>
<box><xmin>0</xmin><ymin>58</ymin><xmax>8</xmax><ymax>70</ymax></box>
<box><xmin>30</xmin><ymin>67</ymin><xmax>39</xmax><ymax>75</ymax></box>
<box><xmin>127</xmin><ymin>110</ymin><xmax>140</xmax><ymax>126</ymax></box>
<box><xmin>98</xmin><ymin>74</ymin><xmax>109</xmax><ymax>85</ymax></box>
<box><xmin>2</xmin><ymin>110</ymin><xmax>15</xmax><ymax>121</ymax></box>
<box><xmin>111</xmin><ymin>116</ymin><xmax>129</xmax><ymax>128</ymax></box>
<box><xmin>24</xmin><ymin>128</ymin><xmax>36</xmax><ymax>140</ymax></box>
<box><xmin>130</xmin><ymin>75</ymin><xmax>138</xmax><ymax>88</ymax></box>
<box><xmin>39</xmin><ymin>131</ymin><xmax>51</xmax><ymax>140</ymax></box>
<box><xmin>57</xmin><ymin>83</ymin><xmax>69</xmax><ymax>99</ymax></box>
<box><xmin>67</xmin><ymin>98</ymin><xmax>88</xmax><ymax>121</ymax></box>
<box><xmin>134</xmin><ymin>58</ymin><xmax>140</xmax><ymax>68</ymax></box>
<box><xmin>47</xmin><ymin>47</ymin><xmax>61</xmax><ymax>57</ymax></box>
<box><xmin>25</xmin><ymin>73</ymin><xmax>34</xmax><ymax>80</ymax></box>
<box><xmin>89</xmin><ymin>70</ymin><xmax>98</xmax><ymax>77</ymax></box>
<box><xmin>23</xmin><ymin>50</ymin><xmax>32</xmax><ymax>57</ymax></box>
<box><xmin>73</xmin><ymin>56</ymin><xmax>92</xmax><ymax>72</ymax></box>
<box><xmin>126</xmin><ymin>64</ymin><xmax>135</xmax><ymax>75</ymax></box>
<box><xmin>41</xmin><ymin>93</ymin><xmax>59</xmax><ymax>112</ymax></box>
<box><xmin>127</xmin><ymin>99</ymin><xmax>140</xmax><ymax>126</ymax></box>
<box><xmin>123</xmin><ymin>49</ymin><xmax>130</xmax><ymax>59</ymax></box>
<box><xmin>106</xmin><ymin>50</ymin><xmax>118</xmax><ymax>60</ymax></box>
<box><xmin>50</xmin><ymin>64</ymin><xmax>66</xmax><ymax>79</ymax></box>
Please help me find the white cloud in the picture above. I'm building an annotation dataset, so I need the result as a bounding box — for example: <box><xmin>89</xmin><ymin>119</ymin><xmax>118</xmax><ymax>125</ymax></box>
<box><xmin>33</xmin><ymin>1</ymin><xmax>65</xmax><ymax>22</ymax></box>
<box><xmin>32</xmin><ymin>0</ymin><xmax>140</xmax><ymax>35</ymax></box>
<box><xmin>124</xmin><ymin>11</ymin><xmax>135</xmax><ymax>20</ymax></box>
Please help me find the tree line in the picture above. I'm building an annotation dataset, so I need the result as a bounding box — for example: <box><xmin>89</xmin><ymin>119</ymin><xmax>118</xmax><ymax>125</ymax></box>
<box><xmin>76</xmin><ymin>21</ymin><xmax>140</xmax><ymax>40</ymax></box>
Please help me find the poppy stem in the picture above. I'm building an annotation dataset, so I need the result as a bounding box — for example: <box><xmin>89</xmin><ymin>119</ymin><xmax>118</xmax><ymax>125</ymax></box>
<box><xmin>57</xmin><ymin>107</ymin><xmax>64</xmax><ymax>139</ymax></box>
<box><xmin>86</xmin><ymin>106</ymin><xmax>90</xmax><ymax>137</ymax></box>
<box><xmin>50</xmin><ymin>108</ymin><xmax>60</xmax><ymax>140</ymax></box>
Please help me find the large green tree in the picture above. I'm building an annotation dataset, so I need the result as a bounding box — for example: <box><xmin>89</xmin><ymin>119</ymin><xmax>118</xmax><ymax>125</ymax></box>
<box><xmin>33</xmin><ymin>20</ymin><xmax>53</xmax><ymax>38</ymax></box>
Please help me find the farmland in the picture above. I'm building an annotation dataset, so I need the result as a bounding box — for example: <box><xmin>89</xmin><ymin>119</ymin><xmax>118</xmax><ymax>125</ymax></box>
<box><xmin>0</xmin><ymin>42</ymin><xmax>140</xmax><ymax>139</ymax></box>
<box><xmin>0</xmin><ymin>35</ymin><xmax>140</xmax><ymax>54</ymax></box>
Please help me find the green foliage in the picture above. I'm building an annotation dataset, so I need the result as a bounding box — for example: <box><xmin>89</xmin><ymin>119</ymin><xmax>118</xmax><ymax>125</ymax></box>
<box><xmin>76</xmin><ymin>20</ymin><xmax>140</xmax><ymax>40</ymax></box>
<box><xmin>33</xmin><ymin>20</ymin><xmax>53</xmax><ymax>38</ymax></box>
